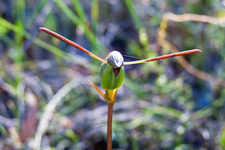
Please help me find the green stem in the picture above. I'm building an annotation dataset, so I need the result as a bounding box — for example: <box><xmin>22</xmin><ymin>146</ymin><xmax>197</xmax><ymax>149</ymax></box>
<box><xmin>107</xmin><ymin>102</ymin><xmax>114</xmax><ymax>150</ymax></box>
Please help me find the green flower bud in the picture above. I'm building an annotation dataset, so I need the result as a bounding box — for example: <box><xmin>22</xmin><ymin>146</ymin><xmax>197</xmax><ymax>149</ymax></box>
<box><xmin>100</xmin><ymin>64</ymin><xmax>124</xmax><ymax>90</ymax></box>
<box><xmin>100</xmin><ymin>51</ymin><xmax>124</xmax><ymax>90</ymax></box>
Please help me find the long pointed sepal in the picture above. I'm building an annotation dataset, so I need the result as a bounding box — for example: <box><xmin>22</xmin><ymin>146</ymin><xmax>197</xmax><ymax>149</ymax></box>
<box><xmin>88</xmin><ymin>80</ymin><xmax>112</xmax><ymax>103</ymax></box>
<box><xmin>39</xmin><ymin>27</ymin><xmax>107</xmax><ymax>64</ymax></box>
<box><xmin>124</xmin><ymin>49</ymin><xmax>201</xmax><ymax>65</ymax></box>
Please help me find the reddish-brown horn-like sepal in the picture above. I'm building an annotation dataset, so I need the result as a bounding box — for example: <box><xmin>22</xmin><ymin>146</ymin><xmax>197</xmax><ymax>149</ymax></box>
<box><xmin>124</xmin><ymin>49</ymin><xmax>201</xmax><ymax>65</ymax></box>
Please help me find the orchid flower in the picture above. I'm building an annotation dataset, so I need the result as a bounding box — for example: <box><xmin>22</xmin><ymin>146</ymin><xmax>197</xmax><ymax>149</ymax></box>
<box><xmin>40</xmin><ymin>27</ymin><xmax>201</xmax><ymax>150</ymax></box>
<box><xmin>40</xmin><ymin>27</ymin><xmax>201</xmax><ymax>104</ymax></box>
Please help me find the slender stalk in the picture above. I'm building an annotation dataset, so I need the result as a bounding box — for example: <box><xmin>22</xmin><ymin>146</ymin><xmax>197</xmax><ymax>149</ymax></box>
<box><xmin>107</xmin><ymin>102</ymin><xmax>114</xmax><ymax>150</ymax></box>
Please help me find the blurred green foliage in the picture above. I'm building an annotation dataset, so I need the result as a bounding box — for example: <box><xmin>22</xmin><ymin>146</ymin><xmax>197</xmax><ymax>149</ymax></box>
<box><xmin>0</xmin><ymin>0</ymin><xmax>225</xmax><ymax>149</ymax></box>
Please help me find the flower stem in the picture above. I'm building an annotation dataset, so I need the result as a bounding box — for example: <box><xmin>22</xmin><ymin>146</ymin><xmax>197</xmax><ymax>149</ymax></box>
<box><xmin>107</xmin><ymin>102</ymin><xmax>114</xmax><ymax>150</ymax></box>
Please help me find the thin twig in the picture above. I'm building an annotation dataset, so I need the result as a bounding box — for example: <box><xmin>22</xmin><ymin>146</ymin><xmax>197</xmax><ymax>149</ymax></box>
<box><xmin>157</xmin><ymin>38</ymin><xmax>225</xmax><ymax>87</ymax></box>
<box><xmin>157</xmin><ymin>12</ymin><xmax>225</xmax><ymax>87</ymax></box>
<box><xmin>164</xmin><ymin>12</ymin><xmax>225</xmax><ymax>25</ymax></box>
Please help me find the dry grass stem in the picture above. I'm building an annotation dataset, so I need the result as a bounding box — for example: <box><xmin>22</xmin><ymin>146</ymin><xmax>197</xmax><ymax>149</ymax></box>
<box><xmin>33</xmin><ymin>79</ymin><xmax>79</xmax><ymax>150</ymax></box>
<box><xmin>157</xmin><ymin>12</ymin><xmax>225</xmax><ymax>87</ymax></box>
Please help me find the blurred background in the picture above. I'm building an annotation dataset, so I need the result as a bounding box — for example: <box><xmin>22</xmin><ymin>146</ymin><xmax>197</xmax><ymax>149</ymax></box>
<box><xmin>0</xmin><ymin>0</ymin><xmax>225</xmax><ymax>149</ymax></box>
